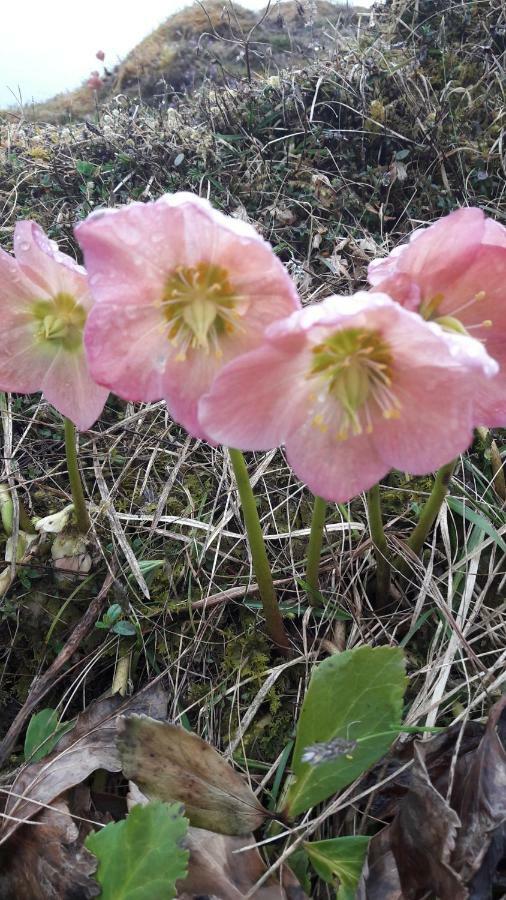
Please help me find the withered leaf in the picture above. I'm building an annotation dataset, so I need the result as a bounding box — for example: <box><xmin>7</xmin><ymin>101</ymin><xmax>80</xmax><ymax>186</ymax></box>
<box><xmin>117</xmin><ymin>716</ymin><xmax>269</xmax><ymax>835</ymax></box>
<box><xmin>177</xmin><ymin>827</ymin><xmax>308</xmax><ymax>900</ymax></box>
<box><xmin>451</xmin><ymin>696</ymin><xmax>506</xmax><ymax>882</ymax></box>
<box><xmin>0</xmin><ymin>684</ymin><xmax>167</xmax><ymax>846</ymax></box>
<box><xmin>0</xmin><ymin>796</ymin><xmax>99</xmax><ymax>899</ymax></box>
<box><xmin>356</xmin><ymin>827</ymin><xmax>402</xmax><ymax>900</ymax></box>
<box><xmin>390</xmin><ymin>744</ymin><xmax>466</xmax><ymax>900</ymax></box>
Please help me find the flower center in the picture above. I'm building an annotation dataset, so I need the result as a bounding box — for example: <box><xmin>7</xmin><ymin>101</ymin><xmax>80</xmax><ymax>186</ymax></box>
<box><xmin>308</xmin><ymin>328</ymin><xmax>401</xmax><ymax>440</ymax></box>
<box><xmin>420</xmin><ymin>291</ymin><xmax>492</xmax><ymax>335</ymax></box>
<box><xmin>161</xmin><ymin>263</ymin><xmax>244</xmax><ymax>360</ymax></box>
<box><xmin>32</xmin><ymin>293</ymin><xmax>87</xmax><ymax>353</ymax></box>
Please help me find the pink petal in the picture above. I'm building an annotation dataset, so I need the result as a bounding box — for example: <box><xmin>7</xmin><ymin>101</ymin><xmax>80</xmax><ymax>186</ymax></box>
<box><xmin>84</xmin><ymin>301</ymin><xmax>169</xmax><ymax>402</ymax></box>
<box><xmin>374</xmin><ymin>365</ymin><xmax>476</xmax><ymax>474</ymax></box>
<box><xmin>41</xmin><ymin>349</ymin><xmax>108</xmax><ymax>430</ymax></box>
<box><xmin>14</xmin><ymin>221</ymin><xmax>88</xmax><ymax>300</ymax></box>
<box><xmin>198</xmin><ymin>341</ymin><xmax>309</xmax><ymax>447</ymax></box>
<box><xmin>285</xmin><ymin>423</ymin><xmax>387</xmax><ymax>502</ymax></box>
<box><xmin>436</xmin><ymin>244</ymin><xmax>506</xmax><ymax>332</ymax></box>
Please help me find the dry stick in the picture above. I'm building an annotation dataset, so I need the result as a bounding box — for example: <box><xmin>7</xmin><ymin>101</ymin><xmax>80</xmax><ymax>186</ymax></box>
<box><xmin>0</xmin><ymin>569</ymin><xmax>115</xmax><ymax>767</ymax></box>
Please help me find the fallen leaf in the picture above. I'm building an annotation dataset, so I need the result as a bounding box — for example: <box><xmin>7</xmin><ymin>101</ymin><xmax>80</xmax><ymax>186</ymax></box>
<box><xmin>356</xmin><ymin>828</ymin><xmax>402</xmax><ymax>900</ymax></box>
<box><xmin>177</xmin><ymin>827</ymin><xmax>308</xmax><ymax>899</ymax></box>
<box><xmin>390</xmin><ymin>744</ymin><xmax>466</xmax><ymax>899</ymax></box>
<box><xmin>127</xmin><ymin>782</ymin><xmax>306</xmax><ymax>899</ymax></box>
<box><xmin>117</xmin><ymin>715</ymin><xmax>269</xmax><ymax>835</ymax></box>
<box><xmin>0</xmin><ymin>684</ymin><xmax>167</xmax><ymax>846</ymax></box>
<box><xmin>451</xmin><ymin>696</ymin><xmax>506</xmax><ymax>882</ymax></box>
<box><xmin>0</xmin><ymin>796</ymin><xmax>99</xmax><ymax>899</ymax></box>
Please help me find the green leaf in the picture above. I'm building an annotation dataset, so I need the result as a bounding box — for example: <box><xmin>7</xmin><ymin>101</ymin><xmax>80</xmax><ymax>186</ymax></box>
<box><xmin>112</xmin><ymin>620</ymin><xmax>137</xmax><ymax>636</ymax></box>
<box><xmin>24</xmin><ymin>709</ymin><xmax>73</xmax><ymax>762</ymax></box>
<box><xmin>446</xmin><ymin>497</ymin><xmax>506</xmax><ymax>553</ymax></box>
<box><xmin>283</xmin><ymin>646</ymin><xmax>406</xmax><ymax>817</ymax></box>
<box><xmin>305</xmin><ymin>835</ymin><xmax>369</xmax><ymax>899</ymax></box>
<box><xmin>86</xmin><ymin>801</ymin><xmax>189</xmax><ymax>899</ymax></box>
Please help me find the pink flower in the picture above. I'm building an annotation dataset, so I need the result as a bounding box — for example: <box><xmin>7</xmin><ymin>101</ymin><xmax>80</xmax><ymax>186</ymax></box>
<box><xmin>368</xmin><ymin>208</ymin><xmax>506</xmax><ymax>426</ymax></box>
<box><xmin>199</xmin><ymin>293</ymin><xmax>497</xmax><ymax>502</ymax></box>
<box><xmin>87</xmin><ymin>73</ymin><xmax>103</xmax><ymax>90</ymax></box>
<box><xmin>96</xmin><ymin>50</ymin><xmax>105</xmax><ymax>61</ymax></box>
<box><xmin>76</xmin><ymin>192</ymin><xmax>301</xmax><ymax>438</ymax></box>
<box><xmin>0</xmin><ymin>222</ymin><xmax>108</xmax><ymax>430</ymax></box>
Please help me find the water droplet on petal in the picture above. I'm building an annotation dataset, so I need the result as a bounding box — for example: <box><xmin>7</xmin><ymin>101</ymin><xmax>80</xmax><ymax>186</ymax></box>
<box><xmin>18</xmin><ymin>242</ymin><xmax>31</xmax><ymax>252</ymax></box>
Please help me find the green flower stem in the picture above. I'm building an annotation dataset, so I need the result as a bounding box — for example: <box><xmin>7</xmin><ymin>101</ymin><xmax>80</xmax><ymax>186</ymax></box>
<box><xmin>367</xmin><ymin>484</ymin><xmax>391</xmax><ymax>600</ymax></box>
<box><xmin>306</xmin><ymin>495</ymin><xmax>327</xmax><ymax>606</ymax></box>
<box><xmin>406</xmin><ymin>459</ymin><xmax>457</xmax><ymax>559</ymax></box>
<box><xmin>228</xmin><ymin>448</ymin><xmax>290</xmax><ymax>654</ymax></box>
<box><xmin>64</xmin><ymin>417</ymin><xmax>91</xmax><ymax>533</ymax></box>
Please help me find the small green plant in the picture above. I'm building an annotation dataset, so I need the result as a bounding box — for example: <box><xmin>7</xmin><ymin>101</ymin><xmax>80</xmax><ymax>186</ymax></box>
<box><xmin>86</xmin><ymin>801</ymin><xmax>189</xmax><ymax>899</ymax></box>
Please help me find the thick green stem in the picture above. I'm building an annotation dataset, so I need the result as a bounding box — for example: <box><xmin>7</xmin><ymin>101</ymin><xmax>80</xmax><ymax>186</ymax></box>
<box><xmin>228</xmin><ymin>448</ymin><xmax>290</xmax><ymax>654</ymax></box>
<box><xmin>367</xmin><ymin>484</ymin><xmax>391</xmax><ymax>600</ymax></box>
<box><xmin>306</xmin><ymin>495</ymin><xmax>327</xmax><ymax>606</ymax></box>
<box><xmin>406</xmin><ymin>459</ymin><xmax>457</xmax><ymax>558</ymax></box>
<box><xmin>64</xmin><ymin>418</ymin><xmax>91</xmax><ymax>533</ymax></box>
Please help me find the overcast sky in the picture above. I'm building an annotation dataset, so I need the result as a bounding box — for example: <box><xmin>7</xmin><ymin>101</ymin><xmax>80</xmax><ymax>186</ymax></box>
<box><xmin>1</xmin><ymin>0</ymin><xmax>375</xmax><ymax>108</ymax></box>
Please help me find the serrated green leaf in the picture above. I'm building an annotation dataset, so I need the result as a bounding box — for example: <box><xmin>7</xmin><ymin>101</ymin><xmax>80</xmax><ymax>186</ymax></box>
<box><xmin>283</xmin><ymin>646</ymin><xmax>406</xmax><ymax>817</ymax></box>
<box><xmin>446</xmin><ymin>497</ymin><xmax>506</xmax><ymax>553</ymax></box>
<box><xmin>305</xmin><ymin>836</ymin><xmax>369</xmax><ymax>899</ymax></box>
<box><xmin>24</xmin><ymin>709</ymin><xmax>73</xmax><ymax>763</ymax></box>
<box><xmin>86</xmin><ymin>801</ymin><xmax>189</xmax><ymax>899</ymax></box>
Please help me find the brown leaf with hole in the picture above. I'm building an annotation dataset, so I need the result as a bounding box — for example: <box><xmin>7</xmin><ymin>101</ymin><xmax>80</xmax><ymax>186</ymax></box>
<box><xmin>117</xmin><ymin>715</ymin><xmax>270</xmax><ymax>835</ymax></box>
<box><xmin>176</xmin><ymin>827</ymin><xmax>308</xmax><ymax>899</ymax></box>
<box><xmin>0</xmin><ymin>684</ymin><xmax>167</xmax><ymax>846</ymax></box>
<box><xmin>0</xmin><ymin>796</ymin><xmax>99</xmax><ymax>899</ymax></box>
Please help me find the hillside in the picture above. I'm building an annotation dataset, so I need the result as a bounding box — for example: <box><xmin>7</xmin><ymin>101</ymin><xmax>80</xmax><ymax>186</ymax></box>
<box><xmin>5</xmin><ymin>0</ymin><xmax>372</xmax><ymax>123</ymax></box>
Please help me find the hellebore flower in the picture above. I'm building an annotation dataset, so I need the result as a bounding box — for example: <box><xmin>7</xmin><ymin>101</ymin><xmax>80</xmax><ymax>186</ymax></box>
<box><xmin>87</xmin><ymin>72</ymin><xmax>103</xmax><ymax>90</ymax></box>
<box><xmin>199</xmin><ymin>293</ymin><xmax>497</xmax><ymax>502</ymax></box>
<box><xmin>76</xmin><ymin>192</ymin><xmax>301</xmax><ymax>437</ymax></box>
<box><xmin>0</xmin><ymin>222</ymin><xmax>108</xmax><ymax>430</ymax></box>
<box><xmin>368</xmin><ymin>207</ymin><xmax>506</xmax><ymax>425</ymax></box>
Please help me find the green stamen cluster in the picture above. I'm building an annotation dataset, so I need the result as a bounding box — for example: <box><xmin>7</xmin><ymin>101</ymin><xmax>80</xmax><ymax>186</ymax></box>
<box><xmin>309</xmin><ymin>327</ymin><xmax>397</xmax><ymax>439</ymax></box>
<box><xmin>162</xmin><ymin>263</ymin><xmax>241</xmax><ymax>358</ymax></box>
<box><xmin>32</xmin><ymin>292</ymin><xmax>86</xmax><ymax>353</ymax></box>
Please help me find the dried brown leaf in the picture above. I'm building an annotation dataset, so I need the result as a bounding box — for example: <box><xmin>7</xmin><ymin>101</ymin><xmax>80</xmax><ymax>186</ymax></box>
<box><xmin>0</xmin><ymin>796</ymin><xmax>99</xmax><ymax>899</ymax></box>
<box><xmin>451</xmin><ymin>696</ymin><xmax>506</xmax><ymax>882</ymax></box>
<box><xmin>390</xmin><ymin>744</ymin><xmax>466</xmax><ymax>900</ymax></box>
<box><xmin>0</xmin><ymin>684</ymin><xmax>167</xmax><ymax>846</ymax></box>
<box><xmin>117</xmin><ymin>716</ymin><xmax>269</xmax><ymax>835</ymax></box>
<box><xmin>356</xmin><ymin>827</ymin><xmax>402</xmax><ymax>900</ymax></box>
<box><xmin>176</xmin><ymin>827</ymin><xmax>308</xmax><ymax>899</ymax></box>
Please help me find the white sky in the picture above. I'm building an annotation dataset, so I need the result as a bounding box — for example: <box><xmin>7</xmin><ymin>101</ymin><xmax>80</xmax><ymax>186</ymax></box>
<box><xmin>0</xmin><ymin>0</ymin><xmax>375</xmax><ymax>108</ymax></box>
